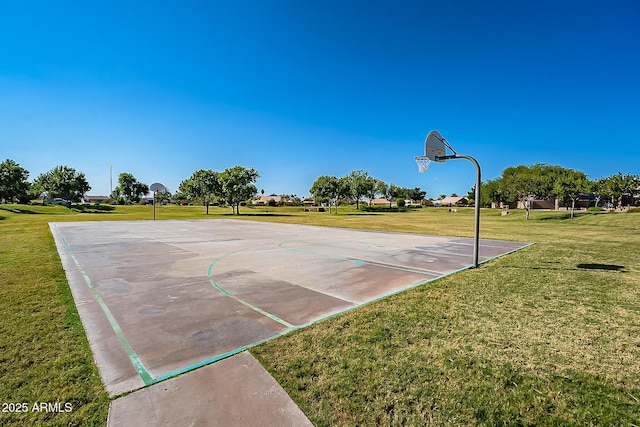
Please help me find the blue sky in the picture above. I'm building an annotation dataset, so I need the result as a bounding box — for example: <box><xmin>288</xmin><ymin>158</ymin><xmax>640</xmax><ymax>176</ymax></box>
<box><xmin>1</xmin><ymin>1</ymin><xmax>638</xmax><ymax>199</ymax></box>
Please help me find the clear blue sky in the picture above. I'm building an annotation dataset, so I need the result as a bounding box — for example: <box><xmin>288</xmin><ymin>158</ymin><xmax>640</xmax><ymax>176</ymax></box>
<box><xmin>1</xmin><ymin>1</ymin><xmax>638</xmax><ymax>199</ymax></box>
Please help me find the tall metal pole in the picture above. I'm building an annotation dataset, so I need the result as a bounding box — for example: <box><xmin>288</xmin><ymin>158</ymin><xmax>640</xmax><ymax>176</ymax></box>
<box><xmin>437</xmin><ymin>154</ymin><xmax>481</xmax><ymax>268</ymax></box>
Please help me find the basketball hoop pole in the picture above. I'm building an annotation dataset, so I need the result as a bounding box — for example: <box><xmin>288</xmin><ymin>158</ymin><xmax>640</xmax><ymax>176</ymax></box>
<box><xmin>436</xmin><ymin>153</ymin><xmax>481</xmax><ymax>268</ymax></box>
<box><xmin>150</xmin><ymin>183</ymin><xmax>166</xmax><ymax>222</ymax></box>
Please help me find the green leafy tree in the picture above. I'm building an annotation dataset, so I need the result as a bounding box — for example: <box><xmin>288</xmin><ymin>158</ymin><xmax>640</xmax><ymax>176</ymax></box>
<box><xmin>31</xmin><ymin>165</ymin><xmax>91</xmax><ymax>204</ymax></box>
<box><xmin>310</xmin><ymin>175</ymin><xmax>338</xmax><ymax>213</ymax></box>
<box><xmin>365</xmin><ymin>178</ymin><xmax>382</xmax><ymax>206</ymax></box>
<box><xmin>219</xmin><ymin>166</ymin><xmax>259</xmax><ymax>215</ymax></box>
<box><xmin>552</xmin><ymin>169</ymin><xmax>590</xmax><ymax>218</ymax></box>
<box><xmin>277</xmin><ymin>194</ymin><xmax>302</xmax><ymax>207</ymax></box>
<box><xmin>153</xmin><ymin>188</ymin><xmax>172</xmax><ymax>205</ymax></box>
<box><xmin>600</xmin><ymin>172</ymin><xmax>639</xmax><ymax>208</ymax></box>
<box><xmin>178</xmin><ymin>169</ymin><xmax>221</xmax><ymax>214</ymax></box>
<box><xmin>376</xmin><ymin>181</ymin><xmax>397</xmax><ymax>207</ymax></box>
<box><xmin>335</xmin><ymin>177</ymin><xmax>350</xmax><ymax>213</ymax></box>
<box><xmin>499</xmin><ymin>164</ymin><xmax>556</xmax><ymax>220</ymax></box>
<box><xmin>0</xmin><ymin>159</ymin><xmax>30</xmax><ymax>203</ymax></box>
<box><xmin>407</xmin><ymin>187</ymin><xmax>427</xmax><ymax>203</ymax></box>
<box><xmin>474</xmin><ymin>178</ymin><xmax>507</xmax><ymax>207</ymax></box>
<box><xmin>388</xmin><ymin>184</ymin><xmax>406</xmax><ymax>202</ymax></box>
<box><xmin>112</xmin><ymin>173</ymin><xmax>149</xmax><ymax>204</ymax></box>
<box><xmin>345</xmin><ymin>170</ymin><xmax>376</xmax><ymax>209</ymax></box>
<box><xmin>309</xmin><ymin>175</ymin><xmax>349</xmax><ymax>213</ymax></box>
<box><xmin>591</xmin><ymin>178</ymin><xmax>606</xmax><ymax>207</ymax></box>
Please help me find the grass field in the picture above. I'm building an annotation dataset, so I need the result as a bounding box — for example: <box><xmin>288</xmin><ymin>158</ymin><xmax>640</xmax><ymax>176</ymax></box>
<box><xmin>0</xmin><ymin>203</ymin><xmax>638</xmax><ymax>425</ymax></box>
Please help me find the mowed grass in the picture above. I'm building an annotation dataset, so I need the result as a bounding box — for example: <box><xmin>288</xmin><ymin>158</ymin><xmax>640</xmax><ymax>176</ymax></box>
<box><xmin>0</xmin><ymin>203</ymin><xmax>639</xmax><ymax>425</ymax></box>
<box><xmin>251</xmin><ymin>208</ymin><xmax>640</xmax><ymax>426</ymax></box>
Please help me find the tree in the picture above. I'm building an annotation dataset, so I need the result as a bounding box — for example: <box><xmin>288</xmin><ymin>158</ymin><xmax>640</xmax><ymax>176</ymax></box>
<box><xmin>178</xmin><ymin>169</ymin><xmax>221</xmax><ymax>214</ymax></box>
<box><xmin>345</xmin><ymin>170</ymin><xmax>376</xmax><ymax>209</ymax></box>
<box><xmin>112</xmin><ymin>173</ymin><xmax>149</xmax><ymax>204</ymax></box>
<box><xmin>600</xmin><ymin>172</ymin><xmax>638</xmax><ymax>208</ymax></box>
<box><xmin>153</xmin><ymin>188</ymin><xmax>172</xmax><ymax>205</ymax></box>
<box><xmin>407</xmin><ymin>187</ymin><xmax>427</xmax><ymax>204</ymax></box>
<box><xmin>31</xmin><ymin>165</ymin><xmax>91</xmax><ymax>204</ymax></box>
<box><xmin>591</xmin><ymin>178</ymin><xmax>606</xmax><ymax>207</ymax></box>
<box><xmin>335</xmin><ymin>177</ymin><xmax>350</xmax><ymax>213</ymax></box>
<box><xmin>552</xmin><ymin>169</ymin><xmax>589</xmax><ymax>218</ymax></box>
<box><xmin>388</xmin><ymin>184</ymin><xmax>405</xmax><ymax>202</ymax></box>
<box><xmin>365</xmin><ymin>178</ymin><xmax>381</xmax><ymax>206</ymax></box>
<box><xmin>0</xmin><ymin>159</ymin><xmax>30</xmax><ymax>203</ymax></box>
<box><xmin>310</xmin><ymin>175</ymin><xmax>338</xmax><ymax>213</ymax></box>
<box><xmin>499</xmin><ymin>164</ymin><xmax>556</xmax><ymax>220</ymax></box>
<box><xmin>277</xmin><ymin>194</ymin><xmax>302</xmax><ymax>207</ymax></box>
<box><xmin>473</xmin><ymin>178</ymin><xmax>507</xmax><ymax>208</ymax></box>
<box><xmin>376</xmin><ymin>181</ymin><xmax>394</xmax><ymax>207</ymax></box>
<box><xmin>309</xmin><ymin>175</ymin><xmax>350</xmax><ymax>213</ymax></box>
<box><xmin>219</xmin><ymin>166</ymin><xmax>259</xmax><ymax>215</ymax></box>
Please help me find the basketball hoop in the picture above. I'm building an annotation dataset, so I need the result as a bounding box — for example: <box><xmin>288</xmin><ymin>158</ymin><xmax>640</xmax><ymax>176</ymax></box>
<box><xmin>414</xmin><ymin>155</ymin><xmax>431</xmax><ymax>173</ymax></box>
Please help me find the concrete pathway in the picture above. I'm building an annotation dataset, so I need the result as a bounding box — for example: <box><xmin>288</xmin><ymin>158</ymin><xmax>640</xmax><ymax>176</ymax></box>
<box><xmin>107</xmin><ymin>351</ymin><xmax>313</xmax><ymax>427</ymax></box>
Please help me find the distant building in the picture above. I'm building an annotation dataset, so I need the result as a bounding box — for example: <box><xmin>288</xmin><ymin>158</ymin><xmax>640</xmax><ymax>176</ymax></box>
<box><xmin>370</xmin><ymin>198</ymin><xmax>391</xmax><ymax>206</ymax></box>
<box><xmin>253</xmin><ymin>195</ymin><xmax>295</xmax><ymax>206</ymax></box>
<box><xmin>433</xmin><ymin>196</ymin><xmax>468</xmax><ymax>207</ymax></box>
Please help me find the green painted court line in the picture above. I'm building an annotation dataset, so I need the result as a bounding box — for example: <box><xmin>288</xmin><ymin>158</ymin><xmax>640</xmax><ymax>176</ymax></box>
<box><xmin>158</xmin><ymin>242</ymin><xmax>534</xmax><ymax>386</ymax></box>
<box><xmin>151</xmin><ymin>330</ymin><xmax>292</xmax><ymax>384</ymax></box>
<box><xmin>207</xmin><ymin>249</ymin><xmax>296</xmax><ymax>329</ymax></box>
<box><xmin>278</xmin><ymin>240</ymin><xmax>441</xmax><ymax>276</ymax></box>
<box><xmin>51</xmin><ymin>224</ymin><xmax>154</xmax><ymax>386</ymax></box>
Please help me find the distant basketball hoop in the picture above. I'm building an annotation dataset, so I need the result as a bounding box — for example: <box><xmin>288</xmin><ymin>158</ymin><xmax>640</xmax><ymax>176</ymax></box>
<box><xmin>150</xmin><ymin>182</ymin><xmax>167</xmax><ymax>221</ymax></box>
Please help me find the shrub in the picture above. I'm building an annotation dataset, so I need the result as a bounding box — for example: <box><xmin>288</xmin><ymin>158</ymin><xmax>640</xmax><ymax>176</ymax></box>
<box><xmin>588</xmin><ymin>206</ymin><xmax>603</xmax><ymax>212</ymax></box>
<box><xmin>396</xmin><ymin>198</ymin><xmax>405</xmax><ymax>207</ymax></box>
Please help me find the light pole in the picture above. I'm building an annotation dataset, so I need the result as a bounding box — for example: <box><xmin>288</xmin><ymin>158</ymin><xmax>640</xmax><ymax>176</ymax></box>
<box><xmin>434</xmin><ymin>177</ymin><xmax>443</xmax><ymax>199</ymax></box>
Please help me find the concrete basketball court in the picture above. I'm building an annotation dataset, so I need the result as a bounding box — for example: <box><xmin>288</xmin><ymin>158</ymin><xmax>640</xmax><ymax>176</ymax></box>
<box><xmin>50</xmin><ymin>219</ymin><xmax>529</xmax><ymax>424</ymax></box>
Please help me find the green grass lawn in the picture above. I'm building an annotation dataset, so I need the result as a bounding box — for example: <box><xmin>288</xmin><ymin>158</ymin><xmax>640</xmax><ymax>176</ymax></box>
<box><xmin>1</xmin><ymin>203</ymin><xmax>638</xmax><ymax>425</ymax></box>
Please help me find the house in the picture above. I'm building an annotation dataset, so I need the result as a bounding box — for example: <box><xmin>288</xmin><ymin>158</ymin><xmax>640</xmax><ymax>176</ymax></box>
<box><xmin>253</xmin><ymin>195</ymin><xmax>282</xmax><ymax>206</ymax></box>
<box><xmin>433</xmin><ymin>196</ymin><xmax>468</xmax><ymax>207</ymax></box>
<box><xmin>406</xmin><ymin>199</ymin><xmax>428</xmax><ymax>206</ymax></box>
<box><xmin>253</xmin><ymin>195</ymin><xmax>296</xmax><ymax>206</ymax></box>
<box><xmin>517</xmin><ymin>199</ymin><xmax>555</xmax><ymax>210</ymax></box>
<box><xmin>370</xmin><ymin>198</ymin><xmax>391</xmax><ymax>206</ymax></box>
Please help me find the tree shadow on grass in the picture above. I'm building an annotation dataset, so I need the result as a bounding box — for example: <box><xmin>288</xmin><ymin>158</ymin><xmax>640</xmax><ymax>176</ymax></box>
<box><xmin>577</xmin><ymin>263</ymin><xmax>626</xmax><ymax>271</ymax></box>
<box><xmin>72</xmin><ymin>204</ymin><xmax>116</xmax><ymax>213</ymax></box>
<box><xmin>0</xmin><ymin>206</ymin><xmax>45</xmax><ymax>214</ymax></box>
<box><xmin>503</xmin><ymin>262</ymin><xmax>628</xmax><ymax>273</ymax></box>
<box><xmin>536</xmin><ymin>211</ymin><xmax>605</xmax><ymax>221</ymax></box>
<box><xmin>223</xmin><ymin>213</ymin><xmax>293</xmax><ymax>217</ymax></box>
<box><xmin>344</xmin><ymin>212</ymin><xmax>382</xmax><ymax>216</ymax></box>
